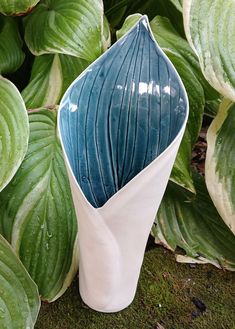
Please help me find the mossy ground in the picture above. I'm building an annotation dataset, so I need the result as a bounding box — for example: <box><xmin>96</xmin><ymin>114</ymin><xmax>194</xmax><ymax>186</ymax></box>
<box><xmin>36</xmin><ymin>246</ymin><xmax>235</xmax><ymax>329</ymax></box>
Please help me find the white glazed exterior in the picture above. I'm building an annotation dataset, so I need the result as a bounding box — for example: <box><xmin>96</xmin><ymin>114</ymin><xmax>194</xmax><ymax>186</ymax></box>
<box><xmin>62</xmin><ymin>123</ymin><xmax>186</xmax><ymax>312</ymax></box>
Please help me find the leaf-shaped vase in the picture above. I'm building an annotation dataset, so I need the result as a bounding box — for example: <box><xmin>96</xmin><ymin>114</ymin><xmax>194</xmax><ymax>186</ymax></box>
<box><xmin>58</xmin><ymin>16</ymin><xmax>189</xmax><ymax>313</ymax></box>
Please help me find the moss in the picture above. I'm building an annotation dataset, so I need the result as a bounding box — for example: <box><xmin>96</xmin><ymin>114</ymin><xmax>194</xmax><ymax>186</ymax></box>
<box><xmin>36</xmin><ymin>247</ymin><xmax>235</xmax><ymax>329</ymax></box>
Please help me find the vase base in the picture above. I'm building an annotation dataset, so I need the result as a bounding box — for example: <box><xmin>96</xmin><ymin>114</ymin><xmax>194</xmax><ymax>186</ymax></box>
<box><xmin>80</xmin><ymin>294</ymin><xmax>135</xmax><ymax>313</ymax></box>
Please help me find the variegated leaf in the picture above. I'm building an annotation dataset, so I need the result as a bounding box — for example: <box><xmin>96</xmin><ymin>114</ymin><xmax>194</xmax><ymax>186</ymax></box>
<box><xmin>0</xmin><ymin>77</ymin><xmax>29</xmax><ymax>192</ymax></box>
<box><xmin>0</xmin><ymin>0</ymin><xmax>39</xmax><ymax>15</ymax></box>
<box><xmin>150</xmin><ymin>16</ymin><xmax>218</xmax><ymax>101</ymax></box>
<box><xmin>183</xmin><ymin>0</ymin><xmax>235</xmax><ymax>101</ymax></box>
<box><xmin>153</xmin><ymin>173</ymin><xmax>235</xmax><ymax>271</ymax></box>
<box><xmin>0</xmin><ymin>109</ymin><xmax>78</xmax><ymax>302</ymax></box>
<box><xmin>24</xmin><ymin>0</ymin><xmax>104</xmax><ymax>61</ymax></box>
<box><xmin>22</xmin><ymin>54</ymin><xmax>89</xmax><ymax>109</ymax></box>
<box><xmin>206</xmin><ymin>99</ymin><xmax>235</xmax><ymax>234</ymax></box>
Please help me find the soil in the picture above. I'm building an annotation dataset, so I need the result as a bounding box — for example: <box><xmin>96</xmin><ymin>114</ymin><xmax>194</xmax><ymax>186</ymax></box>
<box><xmin>191</xmin><ymin>127</ymin><xmax>208</xmax><ymax>176</ymax></box>
<box><xmin>36</xmin><ymin>247</ymin><xmax>235</xmax><ymax>329</ymax></box>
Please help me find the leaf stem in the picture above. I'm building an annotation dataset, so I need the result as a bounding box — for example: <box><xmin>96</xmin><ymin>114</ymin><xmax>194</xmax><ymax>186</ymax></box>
<box><xmin>27</xmin><ymin>105</ymin><xmax>58</xmax><ymax>113</ymax></box>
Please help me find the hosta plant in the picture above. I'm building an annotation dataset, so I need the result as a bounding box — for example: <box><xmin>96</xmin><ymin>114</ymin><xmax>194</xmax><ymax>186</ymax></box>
<box><xmin>0</xmin><ymin>0</ymin><xmax>234</xmax><ymax>326</ymax></box>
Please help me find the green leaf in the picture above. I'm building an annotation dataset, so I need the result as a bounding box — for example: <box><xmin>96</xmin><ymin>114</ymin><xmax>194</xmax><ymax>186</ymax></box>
<box><xmin>0</xmin><ymin>16</ymin><xmax>25</xmax><ymax>74</ymax></box>
<box><xmin>104</xmin><ymin>0</ymin><xmax>129</xmax><ymax>28</ymax></box>
<box><xmin>0</xmin><ymin>0</ymin><xmax>39</xmax><ymax>15</ymax></box>
<box><xmin>164</xmin><ymin>50</ymin><xmax>204</xmax><ymax>193</ymax></box>
<box><xmin>183</xmin><ymin>0</ymin><xmax>235</xmax><ymax>101</ymax></box>
<box><xmin>59</xmin><ymin>54</ymin><xmax>89</xmax><ymax>96</ymax></box>
<box><xmin>169</xmin><ymin>0</ymin><xmax>182</xmax><ymax>12</ymax></box>
<box><xmin>116</xmin><ymin>13</ymin><xmax>142</xmax><ymax>40</ymax></box>
<box><xmin>150</xmin><ymin>17</ymin><xmax>207</xmax><ymax>192</ymax></box>
<box><xmin>0</xmin><ymin>109</ymin><xmax>78</xmax><ymax>302</ymax></box>
<box><xmin>0</xmin><ymin>77</ymin><xmax>29</xmax><ymax>192</ymax></box>
<box><xmin>170</xmin><ymin>128</ymin><xmax>195</xmax><ymax>193</ymax></box>
<box><xmin>106</xmin><ymin>0</ymin><xmax>185</xmax><ymax>36</ymax></box>
<box><xmin>22</xmin><ymin>54</ymin><xmax>89</xmax><ymax>109</ymax></box>
<box><xmin>0</xmin><ymin>234</ymin><xmax>40</xmax><ymax>329</ymax></box>
<box><xmin>102</xmin><ymin>15</ymin><xmax>111</xmax><ymax>51</ymax></box>
<box><xmin>204</xmin><ymin>99</ymin><xmax>221</xmax><ymax>118</ymax></box>
<box><xmin>24</xmin><ymin>0</ymin><xmax>104</xmax><ymax>61</ymax></box>
<box><xmin>153</xmin><ymin>173</ymin><xmax>235</xmax><ymax>271</ymax></box>
<box><xmin>206</xmin><ymin>99</ymin><xmax>235</xmax><ymax>235</ymax></box>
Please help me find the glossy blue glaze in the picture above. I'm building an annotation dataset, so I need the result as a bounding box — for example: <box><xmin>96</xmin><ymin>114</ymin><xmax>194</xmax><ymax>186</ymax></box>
<box><xmin>59</xmin><ymin>16</ymin><xmax>187</xmax><ymax>208</ymax></box>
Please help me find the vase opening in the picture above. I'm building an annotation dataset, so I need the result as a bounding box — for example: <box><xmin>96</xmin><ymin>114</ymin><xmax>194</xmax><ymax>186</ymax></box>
<box><xmin>58</xmin><ymin>16</ymin><xmax>188</xmax><ymax>208</ymax></box>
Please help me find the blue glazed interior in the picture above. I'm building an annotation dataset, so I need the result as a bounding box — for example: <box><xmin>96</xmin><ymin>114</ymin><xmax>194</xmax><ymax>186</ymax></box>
<box><xmin>59</xmin><ymin>17</ymin><xmax>187</xmax><ymax>208</ymax></box>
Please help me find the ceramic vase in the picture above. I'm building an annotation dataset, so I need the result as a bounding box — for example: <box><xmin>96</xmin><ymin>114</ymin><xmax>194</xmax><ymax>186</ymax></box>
<box><xmin>58</xmin><ymin>16</ymin><xmax>189</xmax><ymax>313</ymax></box>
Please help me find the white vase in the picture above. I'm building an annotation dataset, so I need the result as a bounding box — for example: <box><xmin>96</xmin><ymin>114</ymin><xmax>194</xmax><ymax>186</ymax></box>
<box><xmin>58</xmin><ymin>16</ymin><xmax>188</xmax><ymax>312</ymax></box>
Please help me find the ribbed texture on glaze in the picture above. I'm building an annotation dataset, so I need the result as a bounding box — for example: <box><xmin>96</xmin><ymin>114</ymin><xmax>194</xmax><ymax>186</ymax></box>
<box><xmin>59</xmin><ymin>17</ymin><xmax>187</xmax><ymax>208</ymax></box>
